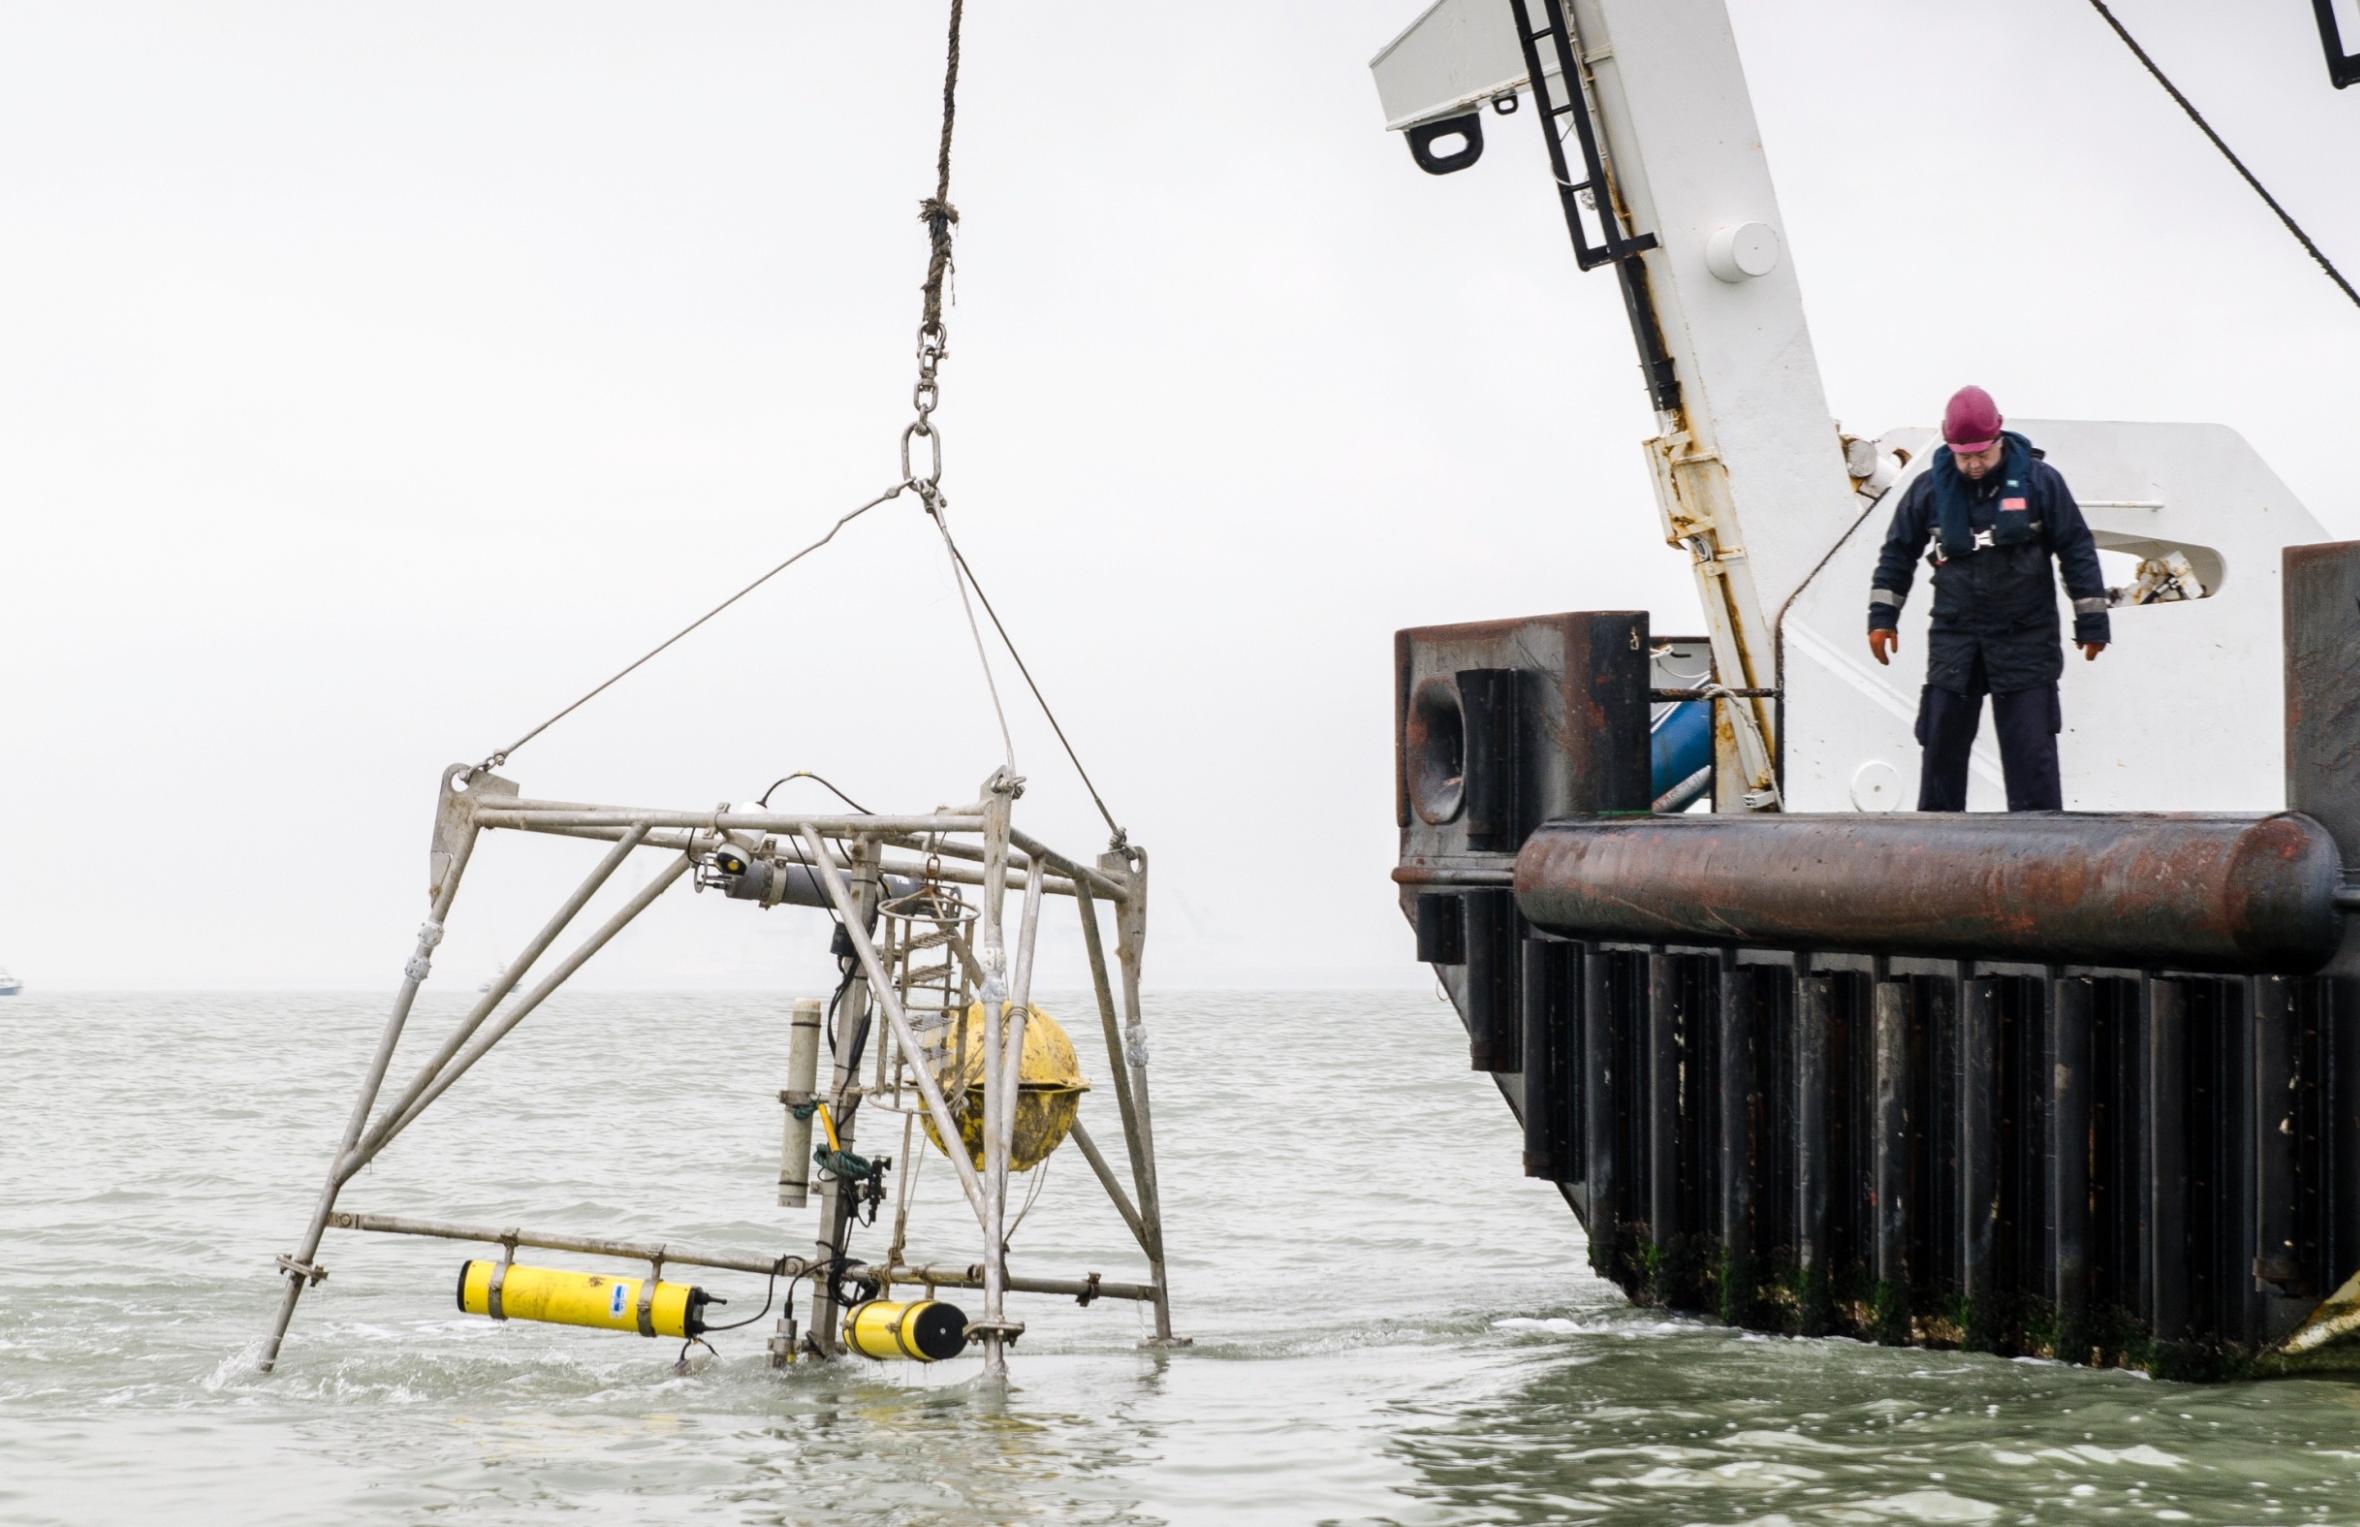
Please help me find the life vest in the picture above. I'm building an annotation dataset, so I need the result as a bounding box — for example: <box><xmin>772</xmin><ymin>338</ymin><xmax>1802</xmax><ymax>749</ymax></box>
<box><xmin>1930</xmin><ymin>432</ymin><xmax>2039</xmax><ymax>559</ymax></box>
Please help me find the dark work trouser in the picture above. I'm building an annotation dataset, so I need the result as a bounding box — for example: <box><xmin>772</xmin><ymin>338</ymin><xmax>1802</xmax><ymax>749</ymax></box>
<box><xmin>1915</xmin><ymin>669</ymin><xmax>2063</xmax><ymax>811</ymax></box>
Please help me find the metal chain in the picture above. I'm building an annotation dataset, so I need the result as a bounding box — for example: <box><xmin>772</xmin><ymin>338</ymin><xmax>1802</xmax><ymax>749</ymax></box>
<box><xmin>901</xmin><ymin>326</ymin><xmax>947</xmax><ymax>497</ymax></box>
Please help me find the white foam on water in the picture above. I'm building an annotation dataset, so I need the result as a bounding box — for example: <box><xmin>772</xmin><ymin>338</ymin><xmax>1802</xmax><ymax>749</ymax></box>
<box><xmin>1717</xmin><ymin>1429</ymin><xmax>1855</xmax><ymax>1455</ymax></box>
<box><xmin>1845</xmin><ymin>1488</ymin><xmax>2001</xmax><ymax>1521</ymax></box>
<box><xmin>1492</xmin><ymin>1315</ymin><xmax>1693</xmax><ymax>1338</ymax></box>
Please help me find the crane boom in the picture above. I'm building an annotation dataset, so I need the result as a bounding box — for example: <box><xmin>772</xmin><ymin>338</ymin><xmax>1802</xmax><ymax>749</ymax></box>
<box><xmin>1374</xmin><ymin>0</ymin><xmax>1862</xmax><ymax>807</ymax></box>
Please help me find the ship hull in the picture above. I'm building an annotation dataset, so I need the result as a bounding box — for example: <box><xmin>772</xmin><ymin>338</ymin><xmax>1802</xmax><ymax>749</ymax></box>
<box><xmin>1392</xmin><ymin>543</ymin><xmax>2360</xmax><ymax>1377</ymax></box>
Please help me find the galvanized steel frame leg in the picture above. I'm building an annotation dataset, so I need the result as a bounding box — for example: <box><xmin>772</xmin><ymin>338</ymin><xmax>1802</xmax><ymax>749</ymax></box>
<box><xmin>258</xmin><ymin>822</ymin><xmax>482</xmax><ymax>1373</ymax></box>
<box><xmin>1068</xmin><ymin>1118</ymin><xmax>1150</xmax><ymax>1251</ymax></box>
<box><xmin>969</xmin><ymin>783</ymin><xmax>1016</xmax><ymax>1377</ymax></box>
<box><xmin>1073</xmin><ymin>874</ymin><xmax>1175</xmax><ymax>1323</ymax></box>
<box><xmin>798</xmin><ymin>828</ymin><xmax>990</xmax><ymax>1223</ymax></box>
<box><xmin>349</xmin><ymin>824</ymin><xmax>651</xmax><ymax>1169</ymax></box>
<box><xmin>998</xmin><ymin>869</ymin><xmax>1046</xmax><ymax>1193</ymax></box>
<box><xmin>809</xmin><ymin>837</ymin><xmax>883</xmax><ymax>1360</ymax></box>
<box><xmin>974</xmin><ymin>835</ymin><xmax>1044</xmax><ymax>1379</ymax></box>
<box><xmin>1074</xmin><ymin>883</ymin><xmax>1146</xmax><ymax>1207</ymax></box>
<box><xmin>1106</xmin><ymin>847</ymin><xmax>1175</xmax><ymax>1344</ymax></box>
<box><xmin>351</xmin><ymin>851</ymin><xmax>691</xmax><ymax>1166</ymax></box>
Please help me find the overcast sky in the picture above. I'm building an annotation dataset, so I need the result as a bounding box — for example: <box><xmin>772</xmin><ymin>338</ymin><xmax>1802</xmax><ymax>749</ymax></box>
<box><xmin>5</xmin><ymin>0</ymin><xmax>2357</xmax><ymax>994</ymax></box>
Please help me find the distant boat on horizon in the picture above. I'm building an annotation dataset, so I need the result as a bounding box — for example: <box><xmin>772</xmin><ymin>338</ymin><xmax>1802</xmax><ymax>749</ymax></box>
<box><xmin>0</xmin><ymin>968</ymin><xmax>21</xmax><ymax>997</ymax></box>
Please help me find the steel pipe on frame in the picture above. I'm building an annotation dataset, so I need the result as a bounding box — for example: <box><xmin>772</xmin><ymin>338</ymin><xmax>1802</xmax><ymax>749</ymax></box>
<box><xmin>259</xmin><ymin>822</ymin><xmax>483</xmax><ymax>1372</ymax></box>
<box><xmin>797</xmin><ymin>828</ymin><xmax>990</xmax><ymax>1224</ymax></box>
<box><xmin>348</xmin><ymin>853</ymin><xmax>693</xmax><ymax>1171</ymax></box>
<box><xmin>352</xmin><ymin>824</ymin><xmax>651</xmax><ymax>1171</ymax></box>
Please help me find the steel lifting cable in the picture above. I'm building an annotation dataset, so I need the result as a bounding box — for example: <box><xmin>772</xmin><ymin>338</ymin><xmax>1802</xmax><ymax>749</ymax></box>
<box><xmin>941</xmin><ymin>534</ymin><xmax>1127</xmax><ymax>847</ymax></box>
<box><xmin>933</xmin><ymin>506</ymin><xmax>1018</xmax><ymax>772</ymax></box>
<box><xmin>2084</xmin><ymin>0</ymin><xmax>2360</xmax><ymax>313</ymax></box>
<box><xmin>476</xmin><ymin>485</ymin><xmax>907</xmax><ymax>774</ymax></box>
<box><xmin>901</xmin><ymin>0</ymin><xmax>1123</xmax><ymax>842</ymax></box>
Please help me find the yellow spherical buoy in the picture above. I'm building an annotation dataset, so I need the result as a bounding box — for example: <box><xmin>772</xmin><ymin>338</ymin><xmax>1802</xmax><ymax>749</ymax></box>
<box><xmin>921</xmin><ymin>1001</ymin><xmax>1089</xmax><ymax>1172</ymax></box>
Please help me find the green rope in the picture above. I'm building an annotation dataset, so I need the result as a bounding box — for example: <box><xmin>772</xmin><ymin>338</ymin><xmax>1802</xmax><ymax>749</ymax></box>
<box><xmin>816</xmin><ymin>1146</ymin><xmax>887</xmax><ymax>1183</ymax></box>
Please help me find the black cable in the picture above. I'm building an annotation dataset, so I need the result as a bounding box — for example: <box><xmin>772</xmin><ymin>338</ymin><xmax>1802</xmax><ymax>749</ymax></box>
<box><xmin>777</xmin><ymin>826</ymin><xmax>859</xmax><ymax>1058</ymax></box>
<box><xmin>822</xmin><ymin>959</ymin><xmax>857</xmax><ymax>1059</ymax></box>
<box><xmin>941</xmin><ymin>536</ymin><xmax>1128</xmax><ymax>846</ymax></box>
<box><xmin>756</xmin><ymin>771</ymin><xmax>873</xmax><ymax>814</ymax></box>
<box><xmin>2084</xmin><ymin>0</ymin><xmax>2360</xmax><ymax>312</ymax></box>
<box><xmin>700</xmin><ymin>1265</ymin><xmax>784</xmax><ymax>1333</ymax></box>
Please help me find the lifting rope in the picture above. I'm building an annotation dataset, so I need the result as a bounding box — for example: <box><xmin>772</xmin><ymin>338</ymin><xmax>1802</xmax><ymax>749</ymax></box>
<box><xmin>917</xmin><ymin>0</ymin><xmax>963</xmax><ymax>345</ymax></box>
<box><xmin>467</xmin><ymin>0</ymin><xmax>1127</xmax><ymax>847</ymax></box>
<box><xmin>2083</xmin><ymin>0</ymin><xmax>2360</xmax><ymax>313</ymax></box>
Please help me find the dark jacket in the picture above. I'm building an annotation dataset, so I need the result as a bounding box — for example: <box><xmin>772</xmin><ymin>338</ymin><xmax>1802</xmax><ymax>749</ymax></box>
<box><xmin>1867</xmin><ymin>432</ymin><xmax>2111</xmax><ymax>694</ymax></box>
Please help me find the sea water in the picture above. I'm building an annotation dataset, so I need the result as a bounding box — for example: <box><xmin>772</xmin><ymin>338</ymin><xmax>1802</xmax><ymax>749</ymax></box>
<box><xmin>5</xmin><ymin>990</ymin><xmax>2359</xmax><ymax>1524</ymax></box>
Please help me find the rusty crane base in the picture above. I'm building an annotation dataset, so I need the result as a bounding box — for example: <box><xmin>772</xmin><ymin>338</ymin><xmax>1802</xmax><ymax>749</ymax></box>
<box><xmin>1392</xmin><ymin>544</ymin><xmax>2360</xmax><ymax>1378</ymax></box>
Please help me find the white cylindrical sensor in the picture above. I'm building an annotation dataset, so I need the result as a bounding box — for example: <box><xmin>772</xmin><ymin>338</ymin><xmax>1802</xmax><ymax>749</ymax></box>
<box><xmin>779</xmin><ymin>996</ymin><xmax>824</xmax><ymax>1207</ymax></box>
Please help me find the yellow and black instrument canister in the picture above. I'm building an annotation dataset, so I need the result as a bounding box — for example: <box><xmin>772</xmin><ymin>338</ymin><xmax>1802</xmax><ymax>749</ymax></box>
<box><xmin>844</xmin><ymin>1298</ymin><xmax>969</xmax><ymax>1361</ymax></box>
<box><xmin>456</xmin><ymin>1261</ymin><xmax>711</xmax><ymax>1339</ymax></box>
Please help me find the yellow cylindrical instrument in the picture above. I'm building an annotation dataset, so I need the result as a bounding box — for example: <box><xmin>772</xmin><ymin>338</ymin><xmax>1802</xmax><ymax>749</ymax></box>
<box><xmin>844</xmin><ymin>1298</ymin><xmax>969</xmax><ymax>1361</ymax></box>
<box><xmin>456</xmin><ymin>1260</ymin><xmax>710</xmax><ymax>1339</ymax></box>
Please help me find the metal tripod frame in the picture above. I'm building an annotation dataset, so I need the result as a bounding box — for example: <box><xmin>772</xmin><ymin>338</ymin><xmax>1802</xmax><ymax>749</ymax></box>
<box><xmin>257</xmin><ymin>764</ymin><xmax>1175</xmax><ymax>1378</ymax></box>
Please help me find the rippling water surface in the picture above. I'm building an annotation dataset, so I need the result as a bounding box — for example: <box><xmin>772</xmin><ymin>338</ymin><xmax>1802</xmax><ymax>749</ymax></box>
<box><xmin>6</xmin><ymin>989</ymin><xmax>2360</xmax><ymax>1524</ymax></box>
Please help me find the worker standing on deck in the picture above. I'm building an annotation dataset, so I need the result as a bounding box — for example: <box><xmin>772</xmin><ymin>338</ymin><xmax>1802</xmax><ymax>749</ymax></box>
<box><xmin>1865</xmin><ymin>386</ymin><xmax>2110</xmax><ymax>811</ymax></box>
